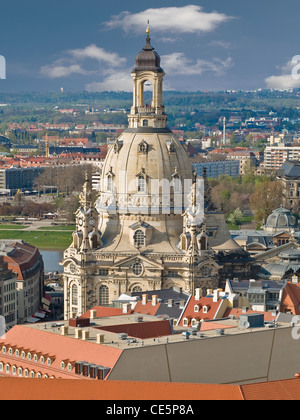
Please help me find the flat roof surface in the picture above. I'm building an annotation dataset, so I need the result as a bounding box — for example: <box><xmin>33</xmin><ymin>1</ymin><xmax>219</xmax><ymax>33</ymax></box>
<box><xmin>23</xmin><ymin>313</ymin><xmax>288</xmax><ymax>350</ymax></box>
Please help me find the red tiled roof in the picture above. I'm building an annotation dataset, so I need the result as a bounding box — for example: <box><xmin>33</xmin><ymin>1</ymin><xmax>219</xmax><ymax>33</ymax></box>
<box><xmin>280</xmin><ymin>282</ymin><xmax>300</xmax><ymax>315</ymax></box>
<box><xmin>223</xmin><ymin>308</ymin><xmax>277</xmax><ymax>322</ymax></box>
<box><xmin>80</xmin><ymin>306</ymin><xmax>132</xmax><ymax>318</ymax></box>
<box><xmin>0</xmin><ymin>325</ymin><xmax>122</xmax><ymax>378</ymax></box>
<box><xmin>1</xmin><ymin>377</ymin><xmax>300</xmax><ymax>400</ymax></box>
<box><xmin>133</xmin><ymin>301</ymin><xmax>161</xmax><ymax>316</ymax></box>
<box><xmin>178</xmin><ymin>296</ymin><xmax>223</xmax><ymax>325</ymax></box>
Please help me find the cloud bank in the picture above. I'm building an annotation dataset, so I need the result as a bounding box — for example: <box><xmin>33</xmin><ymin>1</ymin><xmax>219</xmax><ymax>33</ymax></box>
<box><xmin>104</xmin><ymin>5</ymin><xmax>233</xmax><ymax>35</ymax></box>
<box><xmin>265</xmin><ymin>57</ymin><xmax>300</xmax><ymax>89</ymax></box>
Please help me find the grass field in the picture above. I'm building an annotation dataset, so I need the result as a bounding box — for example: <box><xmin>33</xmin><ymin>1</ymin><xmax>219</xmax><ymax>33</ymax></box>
<box><xmin>0</xmin><ymin>230</ymin><xmax>73</xmax><ymax>249</ymax></box>
<box><xmin>37</xmin><ymin>225</ymin><xmax>75</xmax><ymax>231</ymax></box>
<box><xmin>0</xmin><ymin>224</ymin><xmax>28</xmax><ymax>229</ymax></box>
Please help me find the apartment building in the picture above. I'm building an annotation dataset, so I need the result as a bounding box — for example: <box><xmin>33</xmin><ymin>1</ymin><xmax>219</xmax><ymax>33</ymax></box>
<box><xmin>192</xmin><ymin>159</ymin><xmax>240</xmax><ymax>178</ymax></box>
<box><xmin>0</xmin><ymin>256</ymin><xmax>17</xmax><ymax>330</ymax></box>
<box><xmin>0</xmin><ymin>241</ymin><xmax>44</xmax><ymax>324</ymax></box>
<box><xmin>264</xmin><ymin>145</ymin><xmax>300</xmax><ymax>170</ymax></box>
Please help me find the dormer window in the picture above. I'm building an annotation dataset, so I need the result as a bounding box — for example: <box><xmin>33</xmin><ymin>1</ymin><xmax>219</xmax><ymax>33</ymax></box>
<box><xmin>194</xmin><ymin>305</ymin><xmax>200</xmax><ymax>313</ymax></box>
<box><xmin>172</xmin><ymin>174</ymin><xmax>181</xmax><ymax>193</ymax></box>
<box><xmin>134</xmin><ymin>230</ymin><xmax>145</xmax><ymax>247</ymax></box>
<box><xmin>137</xmin><ymin>175</ymin><xmax>147</xmax><ymax>193</ymax></box>
<box><xmin>139</xmin><ymin>140</ymin><xmax>148</xmax><ymax>154</ymax></box>
<box><xmin>203</xmin><ymin>305</ymin><xmax>210</xmax><ymax>314</ymax></box>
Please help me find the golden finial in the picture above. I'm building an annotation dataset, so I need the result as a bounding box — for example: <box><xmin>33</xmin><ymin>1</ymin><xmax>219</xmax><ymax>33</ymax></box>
<box><xmin>146</xmin><ymin>20</ymin><xmax>150</xmax><ymax>36</ymax></box>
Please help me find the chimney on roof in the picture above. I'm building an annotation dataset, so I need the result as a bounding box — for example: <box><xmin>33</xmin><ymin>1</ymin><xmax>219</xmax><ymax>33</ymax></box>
<box><xmin>123</xmin><ymin>303</ymin><xmax>131</xmax><ymax>313</ymax></box>
<box><xmin>179</xmin><ymin>300</ymin><xmax>186</xmax><ymax>309</ymax></box>
<box><xmin>82</xmin><ymin>330</ymin><xmax>89</xmax><ymax>341</ymax></box>
<box><xmin>61</xmin><ymin>325</ymin><xmax>68</xmax><ymax>336</ymax></box>
<box><xmin>75</xmin><ymin>328</ymin><xmax>82</xmax><ymax>339</ymax></box>
<box><xmin>195</xmin><ymin>288</ymin><xmax>202</xmax><ymax>300</ymax></box>
<box><xmin>90</xmin><ymin>309</ymin><xmax>97</xmax><ymax>320</ymax></box>
<box><xmin>142</xmin><ymin>294</ymin><xmax>148</xmax><ymax>305</ymax></box>
<box><xmin>152</xmin><ymin>295</ymin><xmax>158</xmax><ymax>306</ymax></box>
<box><xmin>97</xmin><ymin>334</ymin><xmax>105</xmax><ymax>344</ymax></box>
<box><xmin>168</xmin><ymin>299</ymin><xmax>174</xmax><ymax>307</ymax></box>
<box><xmin>213</xmin><ymin>289</ymin><xmax>219</xmax><ymax>303</ymax></box>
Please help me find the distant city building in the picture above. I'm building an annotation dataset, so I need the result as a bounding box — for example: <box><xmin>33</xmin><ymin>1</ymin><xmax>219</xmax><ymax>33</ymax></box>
<box><xmin>0</xmin><ymin>241</ymin><xmax>44</xmax><ymax>324</ymax></box>
<box><xmin>0</xmin><ymin>256</ymin><xmax>17</xmax><ymax>330</ymax></box>
<box><xmin>0</xmin><ymin>166</ymin><xmax>44</xmax><ymax>194</ymax></box>
<box><xmin>227</xmin><ymin>150</ymin><xmax>258</xmax><ymax>175</ymax></box>
<box><xmin>277</xmin><ymin>160</ymin><xmax>300</xmax><ymax>213</ymax></box>
<box><xmin>192</xmin><ymin>159</ymin><xmax>240</xmax><ymax>178</ymax></box>
<box><xmin>264</xmin><ymin>145</ymin><xmax>300</xmax><ymax>170</ymax></box>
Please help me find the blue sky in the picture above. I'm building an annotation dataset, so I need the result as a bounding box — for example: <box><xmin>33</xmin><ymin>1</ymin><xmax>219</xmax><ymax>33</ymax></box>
<box><xmin>1</xmin><ymin>0</ymin><xmax>300</xmax><ymax>92</ymax></box>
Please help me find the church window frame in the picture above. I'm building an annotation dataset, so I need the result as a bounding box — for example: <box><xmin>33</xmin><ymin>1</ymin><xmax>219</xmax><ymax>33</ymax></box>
<box><xmin>71</xmin><ymin>283</ymin><xmax>78</xmax><ymax>306</ymax></box>
<box><xmin>142</xmin><ymin>119</ymin><xmax>149</xmax><ymax>127</ymax></box>
<box><xmin>131</xmin><ymin>285</ymin><xmax>143</xmax><ymax>293</ymax></box>
<box><xmin>137</xmin><ymin>175</ymin><xmax>147</xmax><ymax>193</ymax></box>
<box><xmin>107</xmin><ymin>175</ymin><xmax>113</xmax><ymax>192</ymax></box>
<box><xmin>99</xmin><ymin>285</ymin><xmax>109</xmax><ymax>306</ymax></box>
<box><xmin>139</xmin><ymin>141</ymin><xmax>148</xmax><ymax>154</ymax></box>
<box><xmin>134</xmin><ymin>230</ymin><xmax>145</xmax><ymax>247</ymax></box>
<box><xmin>132</xmin><ymin>261</ymin><xmax>144</xmax><ymax>277</ymax></box>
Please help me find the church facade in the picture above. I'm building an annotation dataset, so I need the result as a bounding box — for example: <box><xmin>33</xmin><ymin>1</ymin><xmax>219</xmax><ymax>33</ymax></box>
<box><xmin>61</xmin><ymin>28</ymin><xmax>245</xmax><ymax>320</ymax></box>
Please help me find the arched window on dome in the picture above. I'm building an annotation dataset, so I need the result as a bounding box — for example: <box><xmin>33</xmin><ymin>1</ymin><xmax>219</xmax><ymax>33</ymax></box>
<box><xmin>172</xmin><ymin>174</ymin><xmax>181</xmax><ymax>193</ymax></box>
<box><xmin>107</xmin><ymin>175</ymin><xmax>113</xmax><ymax>192</ymax></box>
<box><xmin>99</xmin><ymin>285</ymin><xmax>109</xmax><ymax>306</ymax></box>
<box><xmin>138</xmin><ymin>175</ymin><xmax>147</xmax><ymax>193</ymax></box>
<box><xmin>134</xmin><ymin>230</ymin><xmax>145</xmax><ymax>247</ymax></box>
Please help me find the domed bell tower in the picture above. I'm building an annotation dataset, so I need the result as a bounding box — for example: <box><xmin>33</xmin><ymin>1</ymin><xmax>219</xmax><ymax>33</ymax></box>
<box><xmin>128</xmin><ymin>23</ymin><xmax>167</xmax><ymax>130</ymax></box>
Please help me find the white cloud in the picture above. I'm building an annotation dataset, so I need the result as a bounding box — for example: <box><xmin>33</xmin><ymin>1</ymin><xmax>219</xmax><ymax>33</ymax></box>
<box><xmin>265</xmin><ymin>57</ymin><xmax>300</xmax><ymax>89</ymax></box>
<box><xmin>41</xmin><ymin>44</ymin><xmax>127</xmax><ymax>79</ymax></box>
<box><xmin>105</xmin><ymin>5</ymin><xmax>233</xmax><ymax>35</ymax></box>
<box><xmin>85</xmin><ymin>71</ymin><xmax>133</xmax><ymax>92</ymax></box>
<box><xmin>40</xmin><ymin>63</ymin><xmax>92</xmax><ymax>79</ymax></box>
<box><xmin>67</xmin><ymin>44</ymin><xmax>127</xmax><ymax>67</ymax></box>
<box><xmin>162</xmin><ymin>53</ymin><xmax>233</xmax><ymax>76</ymax></box>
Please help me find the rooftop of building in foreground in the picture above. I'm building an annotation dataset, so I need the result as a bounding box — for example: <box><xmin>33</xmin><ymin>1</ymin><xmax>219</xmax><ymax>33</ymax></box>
<box><xmin>23</xmin><ymin>311</ymin><xmax>287</xmax><ymax>350</ymax></box>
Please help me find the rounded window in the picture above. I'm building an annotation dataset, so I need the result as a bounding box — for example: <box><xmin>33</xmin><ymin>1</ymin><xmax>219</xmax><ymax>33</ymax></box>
<box><xmin>132</xmin><ymin>262</ymin><xmax>143</xmax><ymax>277</ymax></box>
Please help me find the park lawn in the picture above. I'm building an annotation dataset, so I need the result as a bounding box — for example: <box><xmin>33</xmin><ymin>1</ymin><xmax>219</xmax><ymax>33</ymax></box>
<box><xmin>0</xmin><ymin>230</ymin><xmax>72</xmax><ymax>250</ymax></box>
<box><xmin>0</xmin><ymin>224</ymin><xmax>28</xmax><ymax>229</ymax></box>
<box><xmin>37</xmin><ymin>225</ymin><xmax>76</xmax><ymax>231</ymax></box>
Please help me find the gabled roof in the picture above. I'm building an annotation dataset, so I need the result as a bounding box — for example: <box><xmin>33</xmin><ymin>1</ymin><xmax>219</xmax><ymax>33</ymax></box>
<box><xmin>178</xmin><ymin>296</ymin><xmax>223</xmax><ymax>325</ymax></box>
<box><xmin>0</xmin><ymin>325</ymin><xmax>122</xmax><ymax>373</ymax></box>
<box><xmin>280</xmin><ymin>281</ymin><xmax>300</xmax><ymax>315</ymax></box>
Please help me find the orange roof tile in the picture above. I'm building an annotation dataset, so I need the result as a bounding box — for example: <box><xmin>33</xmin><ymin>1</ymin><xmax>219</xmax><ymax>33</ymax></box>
<box><xmin>0</xmin><ymin>325</ymin><xmax>122</xmax><ymax>377</ymax></box>
<box><xmin>0</xmin><ymin>377</ymin><xmax>244</xmax><ymax>400</ymax></box>
<box><xmin>179</xmin><ymin>296</ymin><xmax>222</xmax><ymax>325</ymax></box>
<box><xmin>81</xmin><ymin>306</ymin><xmax>132</xmax><ymax>318</ymax></box>
<box><xmin>1</xmin><ymin>376</ymin><xmax>300</xmax><ymax>400</ymax></box>
<box><xmin>133</xmin><ymin>301</ymin><xmax>160</xmax><ymax>316</ymax></box>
